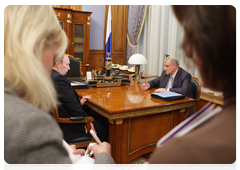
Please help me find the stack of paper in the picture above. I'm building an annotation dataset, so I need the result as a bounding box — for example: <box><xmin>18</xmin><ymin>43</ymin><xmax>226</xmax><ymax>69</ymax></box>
<box><xmin>70</xmin><ymin>81</ymin><xmax>86</xmax><ymax>86</ymax></box>
<box><xmin>67</xmin><ymin>78</ymin><xmax>89</xmax><ymax>89</ymax></box>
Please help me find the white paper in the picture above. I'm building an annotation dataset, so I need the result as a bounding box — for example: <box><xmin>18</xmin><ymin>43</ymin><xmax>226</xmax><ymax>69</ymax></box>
<box><xmin>87</xmin><ymin>71</ymin><xmax>92</xmax><ymax>80</ymax></box>
<box><xmin>70</xmin><ymin>81</ymin><xmax>86</xmax><ymax>86</ymax></box>
<box><xmin>62</xmin><ymin>140</ymin><xmax>95</xmax><ymax>164</ymax></box>
<box><xmin>73</xmin><ymin>156</ymin><xmax>95</xmax><ymax>170</ymax></box>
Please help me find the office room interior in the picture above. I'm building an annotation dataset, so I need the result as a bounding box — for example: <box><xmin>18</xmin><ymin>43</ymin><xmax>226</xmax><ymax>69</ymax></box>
<box><xmin>51</xmin><ymin>5</ymin><xmax>226</xmax><ymax>163</ymax></box>
<box><xmin>4</xmin><ymin>4</ymin><xmax>236</xmax><ymax>168</ymax></box>
<box><xmin>52</xmin><ymin>5</ymin><xmax>223</xmax><ymax>99</ymax></box>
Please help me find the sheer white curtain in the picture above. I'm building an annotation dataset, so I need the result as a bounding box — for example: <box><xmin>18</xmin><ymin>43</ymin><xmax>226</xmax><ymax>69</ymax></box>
<box><xmin>137</xmin><ymin>5</ymin><xmax>190</xmax><ymax>75</ymax></box>
<box><xmin>137</xmin><ymin>5</ymin><xmax>222</xmax><ymax>96</ymax></box>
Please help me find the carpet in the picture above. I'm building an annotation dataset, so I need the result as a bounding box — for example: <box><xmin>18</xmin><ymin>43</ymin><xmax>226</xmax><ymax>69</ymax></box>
<box><xmin>129</xmin><ymin>153</ymin><xmax>151</xmax><ymax>164</ymax></box>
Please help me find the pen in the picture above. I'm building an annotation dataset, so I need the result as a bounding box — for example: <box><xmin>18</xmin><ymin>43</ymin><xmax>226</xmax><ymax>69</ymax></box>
<box><xmin>84</xmin><ymin>130</ymin><xmax>101</xmax><ymax>156</ymax></box>
<box><xmin>84</xmin><ymin>142</ymin><xmax>97</xmax><ymax>157</ymax></box>
<box><xmin>90</xmin><ymin>130</ymin><xmax>101</xmax><ymax>144</ymax></box>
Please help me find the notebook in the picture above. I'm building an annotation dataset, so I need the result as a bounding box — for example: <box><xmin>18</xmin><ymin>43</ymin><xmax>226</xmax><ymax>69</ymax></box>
<box><xmin>62</xmin><ymin>140</ymin><xmax>95</xmax><ymax>170</ymax></box>
<box><xmin>151</xmin><ymin>91</ymin><xmax>185</xmax><ymax>101</ymax></box>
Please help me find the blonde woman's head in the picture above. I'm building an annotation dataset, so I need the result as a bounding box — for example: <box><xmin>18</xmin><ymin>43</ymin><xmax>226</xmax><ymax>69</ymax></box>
<box><xmin>4</xmin><ymin>5</ymin><xmax>68</xmax><ymax>112</ymax></box>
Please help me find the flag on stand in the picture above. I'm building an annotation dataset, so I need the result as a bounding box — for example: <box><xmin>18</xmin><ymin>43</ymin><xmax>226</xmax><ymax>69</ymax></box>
<box><xmin>105</xmin><ymin>5</ymin><xmax>112</xmax><ymax>63</ymax></box>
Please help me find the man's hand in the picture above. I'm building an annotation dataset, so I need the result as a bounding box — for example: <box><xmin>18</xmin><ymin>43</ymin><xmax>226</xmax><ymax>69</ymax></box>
<box><xmin>86</xmin><ymin>142</ymin><xmax>112</xmax><ymax>157</ymax></box>
<box><xmin>154</xmin><ymin>88</ymin><xmax>167</xmax><ymax>93</ymax></box>
<box><xmin>141</xmin><ymin>81</ymin><xmax>150</xmax><ymax>91</ymax></box>
<box><xmin>80</xmin><ymin>96</ymin><xmax>91</xmax><ymax>105</ymax></box>
<box><xmin>85</xmin><ymin>122</ymin><xmax>97</xmax><ymax>134</ymax></box>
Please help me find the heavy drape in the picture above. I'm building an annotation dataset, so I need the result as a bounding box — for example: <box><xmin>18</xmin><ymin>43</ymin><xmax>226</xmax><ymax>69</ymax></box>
<box><xmin>126</xmin><ymin>5</ymin><xmax>148</xmax><ymax>67</ymax></box>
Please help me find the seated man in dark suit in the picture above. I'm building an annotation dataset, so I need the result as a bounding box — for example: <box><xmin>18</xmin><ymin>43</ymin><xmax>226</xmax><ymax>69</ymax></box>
<box><xmin>142</xmin><ymin>56</ymin><xmax>194</xmax><ymax>116</ymax></box>
<box><xmin>51</xmin><ymin>54</ymin><xmax>108</xmax><ymax>143</ymax></box>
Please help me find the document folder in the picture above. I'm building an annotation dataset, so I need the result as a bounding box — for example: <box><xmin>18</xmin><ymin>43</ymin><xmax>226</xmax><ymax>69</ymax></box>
<box><xmin>151</xmin><ymin>91</ymin><xmax>185</xmax><ymax>102</ymax></box>
<box><xmin>67</xmin><ymin>78</ymin><xmax>89</xmax><ymax>89</ymax></box>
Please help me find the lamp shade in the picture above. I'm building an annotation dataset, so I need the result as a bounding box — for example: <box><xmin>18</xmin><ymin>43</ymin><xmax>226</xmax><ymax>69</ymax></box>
<box><xmin>128</xmin><ymin>54</ymin><xmax>147</xmax><ymax>65</ymax></box>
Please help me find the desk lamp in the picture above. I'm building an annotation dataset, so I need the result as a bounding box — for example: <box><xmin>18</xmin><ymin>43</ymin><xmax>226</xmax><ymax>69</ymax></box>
<box><xmin>128</xmin><ymin>54</ymin><xmax>147</xmax><ymax>79</ymax></box>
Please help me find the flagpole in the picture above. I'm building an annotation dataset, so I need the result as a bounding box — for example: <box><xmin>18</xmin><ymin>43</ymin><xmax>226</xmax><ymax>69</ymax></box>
<box><xmin>105</xmin><ymin>5</ymin><xmax>112</xmax><ymax>65</ymax></box>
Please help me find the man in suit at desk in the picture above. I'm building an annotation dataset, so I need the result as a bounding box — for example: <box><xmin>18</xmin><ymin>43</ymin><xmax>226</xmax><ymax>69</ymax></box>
<box><xmin>142</xmin><ymin>56</ymin><xmax>194</xmax><ymax>115</ymax></box>
<box><xmin>51</xmin><ymin>54</ymin><xmax>108</xmax><ymax>143</ymax></box>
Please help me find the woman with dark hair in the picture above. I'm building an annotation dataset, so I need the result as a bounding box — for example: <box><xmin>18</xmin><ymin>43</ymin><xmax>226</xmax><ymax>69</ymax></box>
<box><xmin>149</xmin><ymin>5</ymin><xmax>236</xmax><ymax>164</ymax></box>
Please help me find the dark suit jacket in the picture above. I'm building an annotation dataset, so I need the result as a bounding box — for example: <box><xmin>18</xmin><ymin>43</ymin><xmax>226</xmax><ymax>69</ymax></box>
<box><xmin>148</xmin><ymin>67</ymin><xmax>193</xmax><ymax>98</ymax></box>
<box><xmin>51</xmin><ymin>69</ymin><xmax>89</xmax><ymax>142</ymax></box>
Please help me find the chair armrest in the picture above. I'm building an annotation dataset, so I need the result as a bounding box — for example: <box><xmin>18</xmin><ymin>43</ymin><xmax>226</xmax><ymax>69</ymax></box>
<box><xmin>69</xmin><ymin>116</ymin><xmax>85</xmax><ymax>121</ymax></box>
<box><xmin>56</xmin><ymin>116</ymin><xmax>94</xmax><ymax>124</ymax></box>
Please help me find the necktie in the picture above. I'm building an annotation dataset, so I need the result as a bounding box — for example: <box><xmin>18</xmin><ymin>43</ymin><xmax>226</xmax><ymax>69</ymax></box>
<box><xmin>169</xmin><ymin>76</ymin><xmax>173</xmax><ymax>88</ymax></box>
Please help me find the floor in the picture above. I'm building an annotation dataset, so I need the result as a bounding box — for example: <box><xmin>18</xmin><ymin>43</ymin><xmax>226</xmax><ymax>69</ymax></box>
<box><xmin>121</xmin><ymin>154</ymin><xmax>150</xmax><ymax>170</ymax></box>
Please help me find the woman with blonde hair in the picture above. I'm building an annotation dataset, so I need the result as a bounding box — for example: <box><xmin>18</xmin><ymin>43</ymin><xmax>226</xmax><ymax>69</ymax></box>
<box><xmin>4</xmin><ymin>5</ymin><xmax>114</xmax><ymax>164</ymax></box>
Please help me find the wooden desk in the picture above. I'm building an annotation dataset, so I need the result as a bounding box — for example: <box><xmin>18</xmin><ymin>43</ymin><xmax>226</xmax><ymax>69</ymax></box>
<box><xmin>76</xmin><ymin>78</ymin><xmax>196</xmax><ymax>164</ymax></box>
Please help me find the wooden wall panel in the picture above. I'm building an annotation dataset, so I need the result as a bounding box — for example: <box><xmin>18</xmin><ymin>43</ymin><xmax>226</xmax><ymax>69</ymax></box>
<box><xmin>112</xmin><ymin>5</ymin><xmax>125</xmax><ymax>51</ymax></box>
<box><xmin>111</xmin><ymin>5</ymin><xmax>128</xmax><ymax>65</ymax></box>
<box><xmin>112</xmin><ymin>55</ymin><xmax>124</xmax><ymax>65</ymax></box>
<box><xmin>89</xmin><ymin>50</ymin><xmax>105</xmax><ymax>70</ymax></box>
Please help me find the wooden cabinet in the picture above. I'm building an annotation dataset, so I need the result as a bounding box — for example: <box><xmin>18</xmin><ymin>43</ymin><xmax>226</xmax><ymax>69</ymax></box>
<box><xmin>53</xmin><ymin>7</ymin><xmax>92</xmax><ymax>74</ymax></box>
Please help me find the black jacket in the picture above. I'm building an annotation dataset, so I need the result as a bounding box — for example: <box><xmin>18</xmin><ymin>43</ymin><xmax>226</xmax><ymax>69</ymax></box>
<box><xmin>51</xmin><ymin>69</ymin><xmax>89</xmax><ymax>142</ymax></box>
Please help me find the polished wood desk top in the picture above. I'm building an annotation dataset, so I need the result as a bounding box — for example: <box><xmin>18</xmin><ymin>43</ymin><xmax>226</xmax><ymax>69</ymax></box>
<box><xmin>75</xmin><ymin>78</ymin><xmax>196</xmax><ymax>120</ymax></box>
<box><xmin>75</xmin><ymin>76</ymin><xmax>196</xmax><ymax>163</ymax></box>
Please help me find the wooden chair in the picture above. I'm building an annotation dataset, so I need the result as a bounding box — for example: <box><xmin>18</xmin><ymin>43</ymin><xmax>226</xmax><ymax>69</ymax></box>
<box><xmin>52</xmin><ymin>107</ymin><xmax>94</xmax><ymax>148</ymax></box>
<box><xmin>65</xmin><ymin>54</ymin><xmax>83</xmax><ymax>77</ymax></box>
